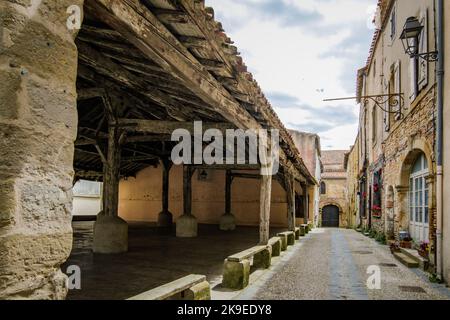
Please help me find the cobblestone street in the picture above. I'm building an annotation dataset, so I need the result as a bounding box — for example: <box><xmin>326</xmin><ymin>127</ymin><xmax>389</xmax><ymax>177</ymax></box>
<box><xmin>240</xmin><ymin>229</ymin><xmax>450</xmax><ymax>300</ymax></box>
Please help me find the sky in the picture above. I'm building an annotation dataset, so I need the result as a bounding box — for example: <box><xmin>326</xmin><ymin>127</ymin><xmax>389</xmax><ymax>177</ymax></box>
<box><xmin>206</xmin><ymin>0</ymin><xmax>377</xmax><ymax>150</ymax></box>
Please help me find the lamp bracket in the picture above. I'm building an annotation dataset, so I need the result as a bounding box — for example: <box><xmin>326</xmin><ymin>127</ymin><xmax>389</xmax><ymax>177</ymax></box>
<box><xmin>410</xmin><ymin>51</ymin><xmax>438</xmax><ymax>62</ymax></box>
<box><xmin>323</xmin><ymin>93</ymin><xmax>405</xmax><ymax>120</ymax></box>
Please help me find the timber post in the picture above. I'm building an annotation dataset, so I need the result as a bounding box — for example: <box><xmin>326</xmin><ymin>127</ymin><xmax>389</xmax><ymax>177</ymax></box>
<box><xmin>93</xmin><ymin>92</ymin><xmax>128</xmax><ymax>254</ymax></box>
<box><xmin>158</xmin><ymin>156</ymin><xmax>173</xmax><ymax>228</ymax></box>
<box><xmin>220</xmin><ymin>169</ymin><xmax>236</xmax><ymax>231</ymax></box>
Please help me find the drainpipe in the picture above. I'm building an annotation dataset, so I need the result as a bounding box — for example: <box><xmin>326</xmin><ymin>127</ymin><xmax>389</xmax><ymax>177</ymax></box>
<box><xmin>435</xmin><ymin>0</ymin><xmax>444</xmax><ymax>280</ymax></box>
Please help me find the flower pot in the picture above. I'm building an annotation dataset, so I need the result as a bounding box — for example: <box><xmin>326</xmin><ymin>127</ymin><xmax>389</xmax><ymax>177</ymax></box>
<box><xmin>418</xmin><ymin>250</ymin><xmax>429</xmax><ymax>259</ymax></box>
<box><xmin>400</xmin><ymin>241</ymin><xmax>412</xmax><ymax>249</ymax></box>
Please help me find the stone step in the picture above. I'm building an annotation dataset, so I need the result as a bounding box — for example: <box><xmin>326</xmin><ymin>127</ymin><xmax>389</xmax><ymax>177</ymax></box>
<box><xmin>393</xmin><ymin>251</ymin><xmax>419</xmax><ymax>268</ymax></box>
<box><xmin>399</xmin><ymin>247</ymin><xmax>428</xmax><ymax>270</ymax></box>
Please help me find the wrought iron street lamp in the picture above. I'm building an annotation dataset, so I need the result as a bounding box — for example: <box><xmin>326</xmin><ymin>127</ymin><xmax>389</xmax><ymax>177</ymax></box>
<box><xmin>400</xmin><ymin>17</ymin><xmax>438</xmax><ymax>62</ymax></box>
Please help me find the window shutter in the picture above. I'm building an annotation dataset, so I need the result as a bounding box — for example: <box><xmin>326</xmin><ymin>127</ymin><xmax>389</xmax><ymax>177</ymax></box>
<box><xmin>409</xmin><ymin>54</ymin><xmax>417</xmax><ymax>101</ymax></box>
<box><xmin>384</xmin><ymin>79</ymin><xmax>390</xmax><ymax>132</ymax></box>
<box><xmin>418</xmin><ymin>9</ymin><xmax>428</xmax><ymax>92</ymax></box>
<box><xmin>394</xmin><ymin>60</ymin><xmax>401</xmax><ymax>120</ymax></box>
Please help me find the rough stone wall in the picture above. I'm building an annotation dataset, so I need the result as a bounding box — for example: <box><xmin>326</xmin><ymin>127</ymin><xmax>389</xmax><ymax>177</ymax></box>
<box><xmin>0</xmin><ymin>0</ymin><xmax>83</xmax><ymax>299</ymax></box>
<box><xmin>346</xmin><ymin>140</ymin><xmax>360</xmax><ymax>228</ymax></box>
<box><xmin>443</xmin><ymin>0</ymin><xmax>450</xmax><ymax>286</ymax></box>
<box><xmin>382</xmin><ymin>86</ymin><xmax>436</xmax><ymax>245</ymax></box>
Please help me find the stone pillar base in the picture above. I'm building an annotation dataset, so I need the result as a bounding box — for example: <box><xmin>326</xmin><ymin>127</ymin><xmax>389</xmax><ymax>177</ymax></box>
<box><xmin>219</xmin><ymin>213</ymin><xmax>236</xmax><ymax>231</ymax></box>
<box><xmin>93</xmin><ymin>215</ymin><xmax>128</xmax><ymax>254</ymax></box>
<box><xmin>157</xmin><ymin>211</ymin><xmax>173</xmax><ymax>228</ymax></box>
<box><xmin>222</xmin><ymin>259</ymin><xmax>250</xmax><ymax>290</ymax></box>
<box><xmin>176</xmin><ymin>214</ymin><xmax>197</xmax><ymax>238</ymax></box>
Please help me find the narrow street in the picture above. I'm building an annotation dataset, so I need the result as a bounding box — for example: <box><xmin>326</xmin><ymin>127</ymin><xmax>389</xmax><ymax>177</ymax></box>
<box><xmin>240</xmin><ymin>229</ymin><xmax>450</xmax><ymax>300</ymax></box>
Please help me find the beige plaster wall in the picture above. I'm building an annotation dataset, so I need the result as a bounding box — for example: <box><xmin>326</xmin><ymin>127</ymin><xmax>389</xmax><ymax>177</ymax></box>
<box><xmin>119</xmin><ymin>165</ymin><xmax>290</xmax><ymax>227</ymax></box>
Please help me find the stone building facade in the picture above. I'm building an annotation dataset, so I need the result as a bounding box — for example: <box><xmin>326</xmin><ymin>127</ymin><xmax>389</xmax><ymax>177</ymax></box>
<box><xmin>319</xmin><ymin>150</ymin><xmax>348</xmax><ymax>228</ymax></box>
<box><xmin>347</xmin><ymin>0</ymin><xmax>441</xmax><ymax>274</ymax></box>
<box><xmin>443</xmin><ymin>0</ymin><xmax>450</xmax><ymax>287</ymax></box>
<box><xmin>289</xmin><ymin>131</ymin><xmax>322</xmax><ymax>227</ymax></box>
<box><xmin>344</xmin><ymin>139</ymin><xmax>360</xmax><ymax>229</ymax></box>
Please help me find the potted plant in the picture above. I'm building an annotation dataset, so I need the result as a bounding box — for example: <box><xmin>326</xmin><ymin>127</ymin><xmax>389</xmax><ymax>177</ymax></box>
<box><xmin>418</xmin><ymin>241</ymin><xmax>430</xmax><ymax>259</ymax></box>
<box><xmin>390</xmin><ymin>242</ymin><xmax>400</xmax><ymax>253</ymax></box>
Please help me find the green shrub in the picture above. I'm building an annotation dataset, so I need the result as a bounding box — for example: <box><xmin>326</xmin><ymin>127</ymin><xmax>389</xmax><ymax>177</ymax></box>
<box><xmin>375</xmin><ymin>232</ymin><xmax>386</xmax><ymax>245</ymax></box>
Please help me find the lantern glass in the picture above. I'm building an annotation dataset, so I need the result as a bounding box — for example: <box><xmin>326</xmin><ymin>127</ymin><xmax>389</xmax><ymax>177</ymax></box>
<box><xmin>400</xmin><ymin>17</ymin><xmax>423</xmax><ymax>56</ymax></box>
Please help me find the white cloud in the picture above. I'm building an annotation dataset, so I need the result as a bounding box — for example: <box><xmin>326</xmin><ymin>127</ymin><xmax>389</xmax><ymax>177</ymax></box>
<box><xmin>206</xmin><ymin>0</ymin><xmax>376</xmax><ymax>150</ymax></box>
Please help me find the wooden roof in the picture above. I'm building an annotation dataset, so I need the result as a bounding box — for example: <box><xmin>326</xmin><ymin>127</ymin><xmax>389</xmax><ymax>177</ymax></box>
<box><xmin>75</xmin><ymin>0</ymin><xmax>316</xmax><ymax>185</ymax></box>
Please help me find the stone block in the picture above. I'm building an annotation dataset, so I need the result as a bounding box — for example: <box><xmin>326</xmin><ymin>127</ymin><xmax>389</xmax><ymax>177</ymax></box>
<box><xmin>277</xmin><ymin>233</ymin><xmax>288</xmax><ymax>251</ymax></box>
<box><xmin>299</xmin><ymin>225</ymin><xmax>306</xmax><ymax>236</ymax></box>
<box><xmin>184</xmin><ymin>281</ymin><xmax>211</xmax><ymax>300</ymax></box>
<box><xmin>269</xmin><ymin>238</ymin><xmax>282</xmax><ymax>257</ymax></box>
<box><xmin>286</xmin><ymin>232</ymin><xmax>295</xmax><ymax>246</ymax></box>
<box><xmin>253</xmin><ymin>246</ymin><xmax>271</xmax><ymax>269</ymax></box>
<box><xmin>294</xmin><ymin>227</ymin><xmax>300</xmax><ymax>240</ymax></box>
<box><xmin>222</xmin><ymin>259</ymin><xmax>250</xmax><ymax>290</ymax></box>
<box><xmin>93</xmin><ymin>215</ymin><xmax>128</xmax><ymax>254</ymax></box>
<box><xmin>176</xmin><ymin>214</ymin><xmax>198</xmax><ymax>238</ymax></box>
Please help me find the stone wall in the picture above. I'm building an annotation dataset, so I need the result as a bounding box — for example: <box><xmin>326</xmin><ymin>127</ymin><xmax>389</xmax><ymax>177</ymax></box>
<box><xmin>443</xmin><ymin>0</ymin><xmax>450</xmax><ymax>285</ymax></box>
<box><xmin>382</xmin><ymin>86</ymin><xmax>436</xmax><ymax>245</ymax></box>
<box><xmin>346</xmin><ymin>139</ymin><xmax>360</xmax><ymax>228</ymax></box>
<box><xmin>319</xmin><ymin>178</ymin><xmax>347</xmax><ymax>227</ymax></box>
<box><xmin>0</xmin><ymin>0</ymin><xmax>82</xmax><ymax>299</ymax></box>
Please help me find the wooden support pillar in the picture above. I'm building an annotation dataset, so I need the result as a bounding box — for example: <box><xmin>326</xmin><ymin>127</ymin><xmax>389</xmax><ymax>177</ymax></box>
<box><xmin>93</xmin><ymin>93</ymin><xmax>128</xmax><ymax>254</ymax></box>
<box><xmin>259</xmin><ymin>174</ymin><xmax>272</xmax><ymax>245</ymax></box>
<box><xmin>158</xmin><ymin>157</ymin><xmax>173</xmax><ymax>228</ymax></box>
<box><xmin>220</xmin><ymin>170</ymin><xmax>236</xmax><ymax>231</ymax></box>
<box><xmin>102</xmin><ymin>124</ymin><xmax>122</xmax><ymax>217</ymax></box>
<box><xmin>301</xmin><ymin>182</ymin><xmax>308</xmax><ymax>225</ymax></box>
<box><xmin>183</xmin><ymin>165</ymin><xmax>193</xmax><ymax>215</ymax></box>
<box><xmin>225</xmin><ymin>170</ymin><xmax>232</xmax><ymax>214</ymax></box>
<box><xmin>286</xmin><ymin>174</ymin><xmax>296</xmax><ymax>232</ymax></box>
<box><xmin>176</xmin><ymin>166</ymin><xmax>197</xmax><ymax>237</ymax></box>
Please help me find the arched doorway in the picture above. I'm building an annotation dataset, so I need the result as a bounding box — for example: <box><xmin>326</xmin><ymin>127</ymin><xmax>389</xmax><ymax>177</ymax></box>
<box><xmin>409</xmin><ymin>153</ymin><xmax>429</xmax><ymax>242</ymax></box>
<box><xmin>322</xmin><ymin>205</ymin><xmax>339</xmax><ymax>227</ymax></box>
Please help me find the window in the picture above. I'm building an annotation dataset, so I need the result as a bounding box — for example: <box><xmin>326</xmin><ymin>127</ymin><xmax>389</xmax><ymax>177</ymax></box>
<box><xmin>372</xmin><ymin>169</ymin><xmax>382</xmax><ymax>218</ymax></box>
<box><xmin>409</xmin><ymin>153</ymin><xmax>429</xmax><ymax>242</ymax></box>
<box><xmin>390</xmin><ymin>5</ymin><xmax>396</xmax><ymax>40</ymax></box>
<box><xmin>359</xmin><ymin>176</ymin><xmax>367</xmax><ymax>218</ymax></box>
<box><xmin>385</xmin><ymin>61</ymin><xmax>401</xmax><ymax>130</ymax></box>
<box><xmin>410</xmin><ymin>11</ymin><xmax>428</xmax><ymax>101</ymax></box>
<box><xmin>320</xmin><ymin>182</ymin><xmax>326</xmax><ymax>195</ymax></box>
<box><xmin>373</xmin><ymin>60</ymin><xmax>376</xmax><ymax>78</ymax></box>
<box><xmin>73</xmin><ymin>180</ymin><xmax>102</xmax><ymax>197</ymax></box>
<box><xmin>372</xmin><ymin>107</ymin><xmax>377</xmax><ymax>144</ymax></box>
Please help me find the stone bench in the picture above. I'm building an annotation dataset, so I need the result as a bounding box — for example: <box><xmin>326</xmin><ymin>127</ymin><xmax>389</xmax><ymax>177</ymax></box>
<box><xmin>299</xmin><ymin>225</ymin><xmax>306</xmax><ymax>236</ymax></box>
<box><xmin>301</xmin><ymin>224</ymin><xmax>309</xmax><ymax>234</ymax></box>
<box><xmin>277</xmin><ymin>231</ymin><xmax>295</xmax><ymax>249</ymax></box>
<box><xmin>294</xmin><ymin>227</ymin><xmax>300</xmax><ymax>240</ymax></box>
<box><xmin>223</xmin><ymin>244</ymin><xmax>272</xmax><ymax>290</ymax></box>
<box><xmin>127</xmin><ymin>274</ymin><xmax>210</xmax><ymax>300</ymax></box>
<box><xmin>268</xmin><ymin>236</ymin><xmax>282</xmax><ymax>257</ymax></box>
